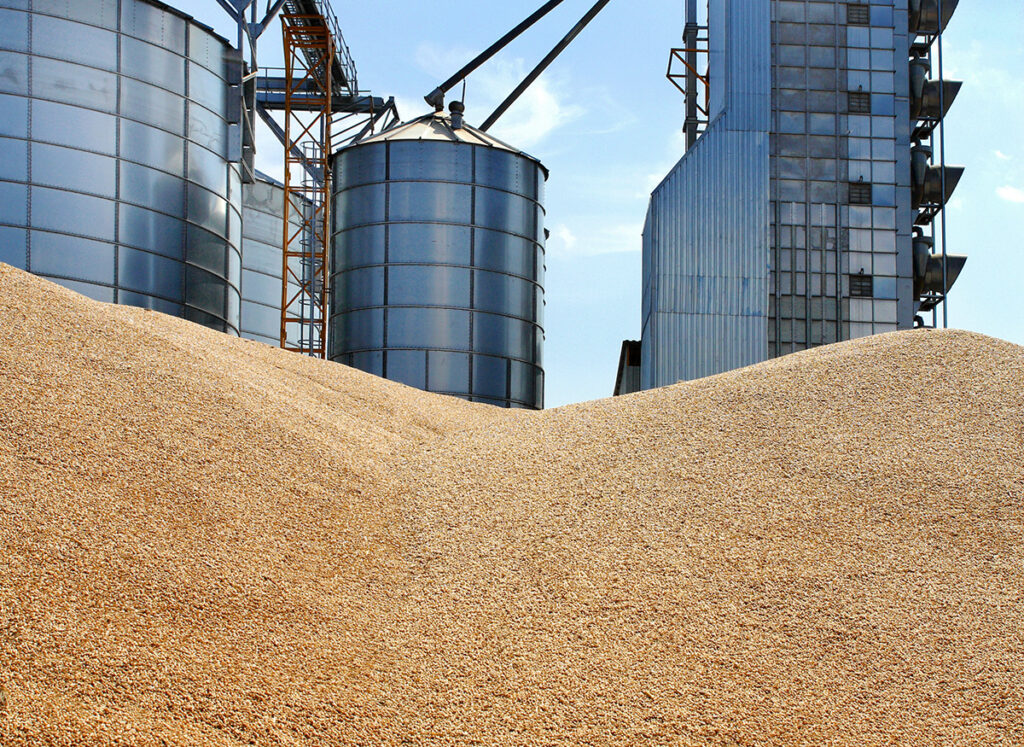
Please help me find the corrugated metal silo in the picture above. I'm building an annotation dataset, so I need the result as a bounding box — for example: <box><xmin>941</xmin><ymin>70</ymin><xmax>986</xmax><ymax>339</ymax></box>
<box><xmin>240</xmin><ymin>172</ymin><xmax>305</xmax><ymax>347</ymax></box>
<box><xmin>0</xmin><ymin>0</ymin><xmax>243</xmax><ymax>334</ymax></box>
<box><xmin>329</xmin><ymin>112</ymin><xmax>547</xmax><ymax>409</ymax></box>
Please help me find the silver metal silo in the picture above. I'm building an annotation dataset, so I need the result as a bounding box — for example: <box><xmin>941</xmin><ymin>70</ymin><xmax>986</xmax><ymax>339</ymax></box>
<box><xmin>240</xmin><ymin>172</ymin><xmax>307</xmax><ymax>347</ymax></box>
<box><xmin>0</xmin><ymin>0</ymin><xmax>243</xmax><ymax>334</ymax></box>
<box><xmin>329</xmin><ymin>111</ymin><xmax>546</xmax><ymax>409</ymax></box>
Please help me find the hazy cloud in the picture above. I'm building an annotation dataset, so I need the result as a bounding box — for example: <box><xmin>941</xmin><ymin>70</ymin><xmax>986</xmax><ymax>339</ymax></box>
<box><xmin>637</xmin><ymin>169</ymin><xmax>669</xmax><ymax>199</ymax></box>
<box><xmin>994</xmin><ymin>150</ymin><xmax>1012</xmax><ymax>161</ymax></box>
<box><xmin>549</xmin><ymin>220</ymin><xmax>642</xmax><ymax>258</ymax></box>
<box><xmin>996</xmin><ymin>185</ymin><xmax>1024</xmax><ymax>204</ymax></box>
<box><xmin>414</xmin><ymin>42</ymin><xmax>584</xmax><ymax>148</ymax></box>
<box><xmin>633</xmin><ymin>129</ymin><xmax>685</xmax><ymax>198</ymax></box>
<box><xmin>941</xmin><ymin>40</ymin><xmax>1024</xmax><ymax>114</ymax></box>
<box><xmin>552</xmin><ymin>224</ymin><xmax>578</xmax><ymax>253</ymax></box>
<box><xmin>415</xmin><ymin>43</ymin><xmax>476</xmax><ymax>81</ymax></box>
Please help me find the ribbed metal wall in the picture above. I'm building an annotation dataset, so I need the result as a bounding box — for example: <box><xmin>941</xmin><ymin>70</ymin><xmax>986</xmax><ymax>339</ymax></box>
<box><xmin>240</xmin><ymin>173</ymin><xmax>303</xmax><ymax>346</ymax></box>
<box><xmin>0</xmin><ymin>0</ymin><xmax>242</xmax><ymax>334</ymax></box>
<box><xmin>641</xmin><ymin>0</ymin><xmax>771</xmax><ymax>389</ymax></box>
<box><xmin>330</xmin><ymin>124</ymin><xmax>546</xmax><ymax>409</ymax></box>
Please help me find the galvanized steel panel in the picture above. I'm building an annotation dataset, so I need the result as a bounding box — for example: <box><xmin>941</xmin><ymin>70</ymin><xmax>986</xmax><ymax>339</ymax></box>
<box><xmin>0</xmin><ymin>0</ymin><xmax>242</xmax><ymax>335</ymax></box>
<box><xmin>240</xmin><ymin>174</ymin><xmax>305</xmax><ymax>346</ymax></box>
<box><xmin>641</xmin><ymin>0</ymin><xmax>771</xmax><ymax>390</ymax></box>
<box><xmin>330</xmin><ymin>122</ymin><xmax>546</xmax><ymax>409</ymax></box>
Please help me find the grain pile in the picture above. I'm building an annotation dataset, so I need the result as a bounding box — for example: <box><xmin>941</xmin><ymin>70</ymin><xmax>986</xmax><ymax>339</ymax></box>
<box><xmin>1</xmin><ymin>263</ymin><xmax>1022</xmax><ymax>745</ymax></box>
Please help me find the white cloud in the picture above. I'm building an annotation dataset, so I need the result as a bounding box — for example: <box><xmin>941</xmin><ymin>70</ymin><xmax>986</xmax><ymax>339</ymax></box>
<box><xmin>392</xmin><ymin>94</ymin><xmax>431</xmax><ymax>123</ymax></box>
<box><xmin>413</xmin><ymin>42</ymin><xmax>584</xmax><ymax>149</ymax></box>
<box><xmin>994</xmin><ymin>150</ymin><xmax>1012</xmax><ymax>161</ymax></box>
<box><xmin>941</xmin><ymin>41</ymin><xmax>1024</xmax><ymax>115</ymax></box>
<box><xmin>548</xmin><ymin>220</ymin><xmax>642</xmax><ymax>258</ymax></box>
<box><xmin>552</xmin><ymin>224</ymin><xmax>577</xmax><ymax>252</ymax></box>
<box><xmin>636</xmin><ymin>170</ymin><xmax>668</xmax><ymax>199</ymax></box>
<box><xmin>996</xmin><ymin>185</ymin><xmax>1024</xmax><ymax>204</ymax></box>
<box><xmin>415</xmin><ymin>43</ymin><xmax>478</xmax><ymax>81</ymax></box>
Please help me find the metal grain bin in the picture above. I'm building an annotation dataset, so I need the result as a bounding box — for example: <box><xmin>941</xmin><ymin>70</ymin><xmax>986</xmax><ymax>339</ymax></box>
<box><xmin>240</xmin><ymin>172</ymin><xmax>305</xmax><ymax>346</ymax></box>
<box><xmin>329</xmin><ymin>112</ymin><xmax>547</xmax><ymax>409</ymax></box>
<box><xmin>0</xmin><ymin>0</ymin><xmax>242</xmax><ymax>334</ymax></box>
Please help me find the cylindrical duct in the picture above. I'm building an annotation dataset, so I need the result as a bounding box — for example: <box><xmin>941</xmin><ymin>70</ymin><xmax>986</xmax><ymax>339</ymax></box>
<box><xmin>329</xmin><ymin>112</ymin><xmax>547</xmax><ymax>409</ymax></box>
<box><xmin>918</xmin><ymin>79</ymin><xmax>962</xmax><ymax>121</ymax></box>
<box><xmin>912</xmin><ymin>231</ymin><xmax>933</xmax><ymax>297</ymax></box>
<box><xmin>911</xmin><ymin>143</ymin><xmax>933</xmax><ymax>207</ymax></box>
<box><xmin>909</xmin><ymin>58</ymin><xmax>930</xmax><ymax>118</ymax></box>
<box><xmin>909</xmin><ymin>0</ymin><xmax>959</xmax><ymax>35</ymax></box>
<box><xmin>0</xmin><ymin>0</ymin><xmax>243</xmax><ymax>333</ymax></box>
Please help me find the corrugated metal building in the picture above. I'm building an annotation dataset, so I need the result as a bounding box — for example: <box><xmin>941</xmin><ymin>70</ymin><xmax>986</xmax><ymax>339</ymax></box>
<box><xmin>637</xmin><ymin>0</ymin><xmax>963</xmax><ymax>390</ymax></box>
<box><xmin>641</xmin><ymin>0</ymin><xmax>771</xmax><ymax>388</ymax></box>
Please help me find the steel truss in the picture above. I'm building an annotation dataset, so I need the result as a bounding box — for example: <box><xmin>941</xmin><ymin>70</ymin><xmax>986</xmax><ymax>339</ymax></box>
<box><xmin>280</xmin><ymin>14</ymin><xmax>333</xmax><ymax>356</ymax></box>
<box><xmin>667</xmin><ymin>0</ymin><xmax>709</xmax><ymax>150</ymax></box>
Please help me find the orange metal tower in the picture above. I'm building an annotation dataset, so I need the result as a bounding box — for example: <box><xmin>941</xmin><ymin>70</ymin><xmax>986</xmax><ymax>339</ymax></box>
<box><xmin>279</xmin><ymin>13</ymin><xmax>334</xmax><ymax>357</ymax></box>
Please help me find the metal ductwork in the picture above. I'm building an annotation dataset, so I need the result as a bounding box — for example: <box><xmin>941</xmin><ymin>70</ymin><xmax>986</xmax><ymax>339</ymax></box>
<box><xmin>923</xmin><ymin>254</ymin><xmax>966</xmax><ymax>296</ymax></box>
<box><xmin>909</xmin><ymin>0</ymin><xmax>959</xmax><ymax>35</ymax></box>
<box><xmin>910</xmin><ymin>57</ymin><xmax>930</xmax><ymax>102</ymax></box>
<box><xmin>912</xmin><ymin>231</ymin><xmax>933</xmax><ymax>297</ymax></box>
<box><xmin>911</xmin><ymin>144</ymin><xmax>964</xmax><ymax>209</ymax></box>
<box><xmin>909</xmin><ymin>60</ymin><xmax>962</xmax><ymax>121</ymax></box>
<box><xmin>915</xmin><ymin>79</ymin><xmax>962</xmax><ymax>121</ymax></box>
<box><xmin>912</xmin><ymin>231</ymin><xmax>967</xmax><ymax>305</ymax></box>
<box><xmin>911</xmin><ymin>143</ymin><xmax>932</xmax><ymax>204</ymax></box>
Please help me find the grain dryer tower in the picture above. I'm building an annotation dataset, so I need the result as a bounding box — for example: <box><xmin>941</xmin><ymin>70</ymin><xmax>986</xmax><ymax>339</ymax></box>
<box><xmin>329</xmin><ymin>109</ymin><xmax>548</xmax><ymax>409</ymax></box>
<box><xmin>636</xmin><ymin>0</ymin><xmax>966</xmax><ymax>389</ymax></box>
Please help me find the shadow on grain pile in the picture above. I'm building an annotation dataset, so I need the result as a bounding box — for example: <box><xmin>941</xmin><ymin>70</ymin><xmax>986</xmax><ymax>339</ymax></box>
<box><xmin>1</xmin><ymin>263</ymin><xmax>1022</xmax><ymax>745</ymax></box>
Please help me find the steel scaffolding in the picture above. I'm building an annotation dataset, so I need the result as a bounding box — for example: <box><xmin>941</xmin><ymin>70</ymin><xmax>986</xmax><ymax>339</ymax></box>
<box><xmin>280</xmin><ymin>13</ymin><xmax>333</xmax><ymax>356</ymax></box>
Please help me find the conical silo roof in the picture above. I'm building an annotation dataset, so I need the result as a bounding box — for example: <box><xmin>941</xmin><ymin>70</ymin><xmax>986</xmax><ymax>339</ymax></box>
<box><xmin>354</xmin><ymin>112</ymin><xmax>547</xmax><ymax>173</ymax></box>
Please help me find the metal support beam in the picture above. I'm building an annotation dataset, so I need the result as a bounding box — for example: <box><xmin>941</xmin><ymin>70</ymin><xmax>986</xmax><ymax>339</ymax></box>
<box><xmin>683</xmin><ymin>0</ymin><xmax>698</xmax><ymax>149</ymax></box>
<box><xmin>256</xmin><ymin>75</ymin><xmax>384</xmax><ymax>112</ymax></box>
<box><xmin>667</xmin><ymin>2</ymin><xmax>708</xmax><ymax>150</ymax></box>
<box><xmin>255</xmin><ymin>102</ymin><xmax>324</xmax><ymax>184</ymax></box>
<box><xmin>348</xmin><ymin>99</ymin><xmax>399</xmax><ymax>142</ymax></box>
<box><xmin>937</xmin><ymin>0</ymin><xmax>948</xmax><ymax>328</ymax></box>
<box><xmin>217</xmin><ymin>0</ymin><xmax>242</xmax><ymax>20</ymax></box>
<box><xmin>254</xmin><ymin>0</ymin><xmax>288</xmax><ymax>36</ymax></box>
<box><xmin>481</xmin><ymin>0</ymin><xmax>614</xmax><ymax>131</ymax></box>
<box><xmin>425</xmin><ymin>0</ymin><xmax>567</xmax><ymax>111</ymax></box>
<box><xmin>280</xmin><ymin>14</ymin><xmax>333</xmax><ymax>357</ymax></box>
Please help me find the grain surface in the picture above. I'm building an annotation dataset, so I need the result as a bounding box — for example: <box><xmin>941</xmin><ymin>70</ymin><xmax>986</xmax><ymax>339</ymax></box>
<box><xmin>1</xmin><ymin>263</ymin><xmax>1022</xmax><ymax>745</ymax></box>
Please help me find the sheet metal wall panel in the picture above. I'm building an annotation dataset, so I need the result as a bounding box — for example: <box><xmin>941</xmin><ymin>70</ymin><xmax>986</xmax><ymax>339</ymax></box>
<box><xmin>722</xmin><ymin>0</ymin><xmax>772</xmax><ymax>132</ymax></box>
<box><xmin>641</xmin><ymin>0</ymin><xmax>771</xmax><ymax>390</ymax></box>
<box><xmin>331</xmin><ymin>138</ymin><xmax>546</xmax><ymax>409</ymax></box>
<box><xmin>0</xmin><ymin>0</ymin><xmax>242</xmax><ymax>335</ymax></box>
<box><xmin>239</xmin><ymin>175</ymin><xmax>303</xmax><ymax>346</ymax></box>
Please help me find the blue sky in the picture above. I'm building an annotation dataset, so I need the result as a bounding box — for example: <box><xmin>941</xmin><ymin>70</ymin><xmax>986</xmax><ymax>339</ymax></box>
<box><xmin>182</xmin><ymin>0</ymin><xmax>1023</xmax><ymax>407</ymax></box>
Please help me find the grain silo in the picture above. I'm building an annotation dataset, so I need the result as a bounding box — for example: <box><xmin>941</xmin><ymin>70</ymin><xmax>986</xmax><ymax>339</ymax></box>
<box><xmin>329</xmin><ymin>108</ymin><xmax>547</xmax><ymax>409</ymax></box>
<box><xmin>240</xmin><ymin>172</ymin><xmax>306</xmax><ymax>347</ymax></box>
<box><xmin>0</xmin><ymin>0</ymin><xmax>243</xmax><ymax>334</ymax></box>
